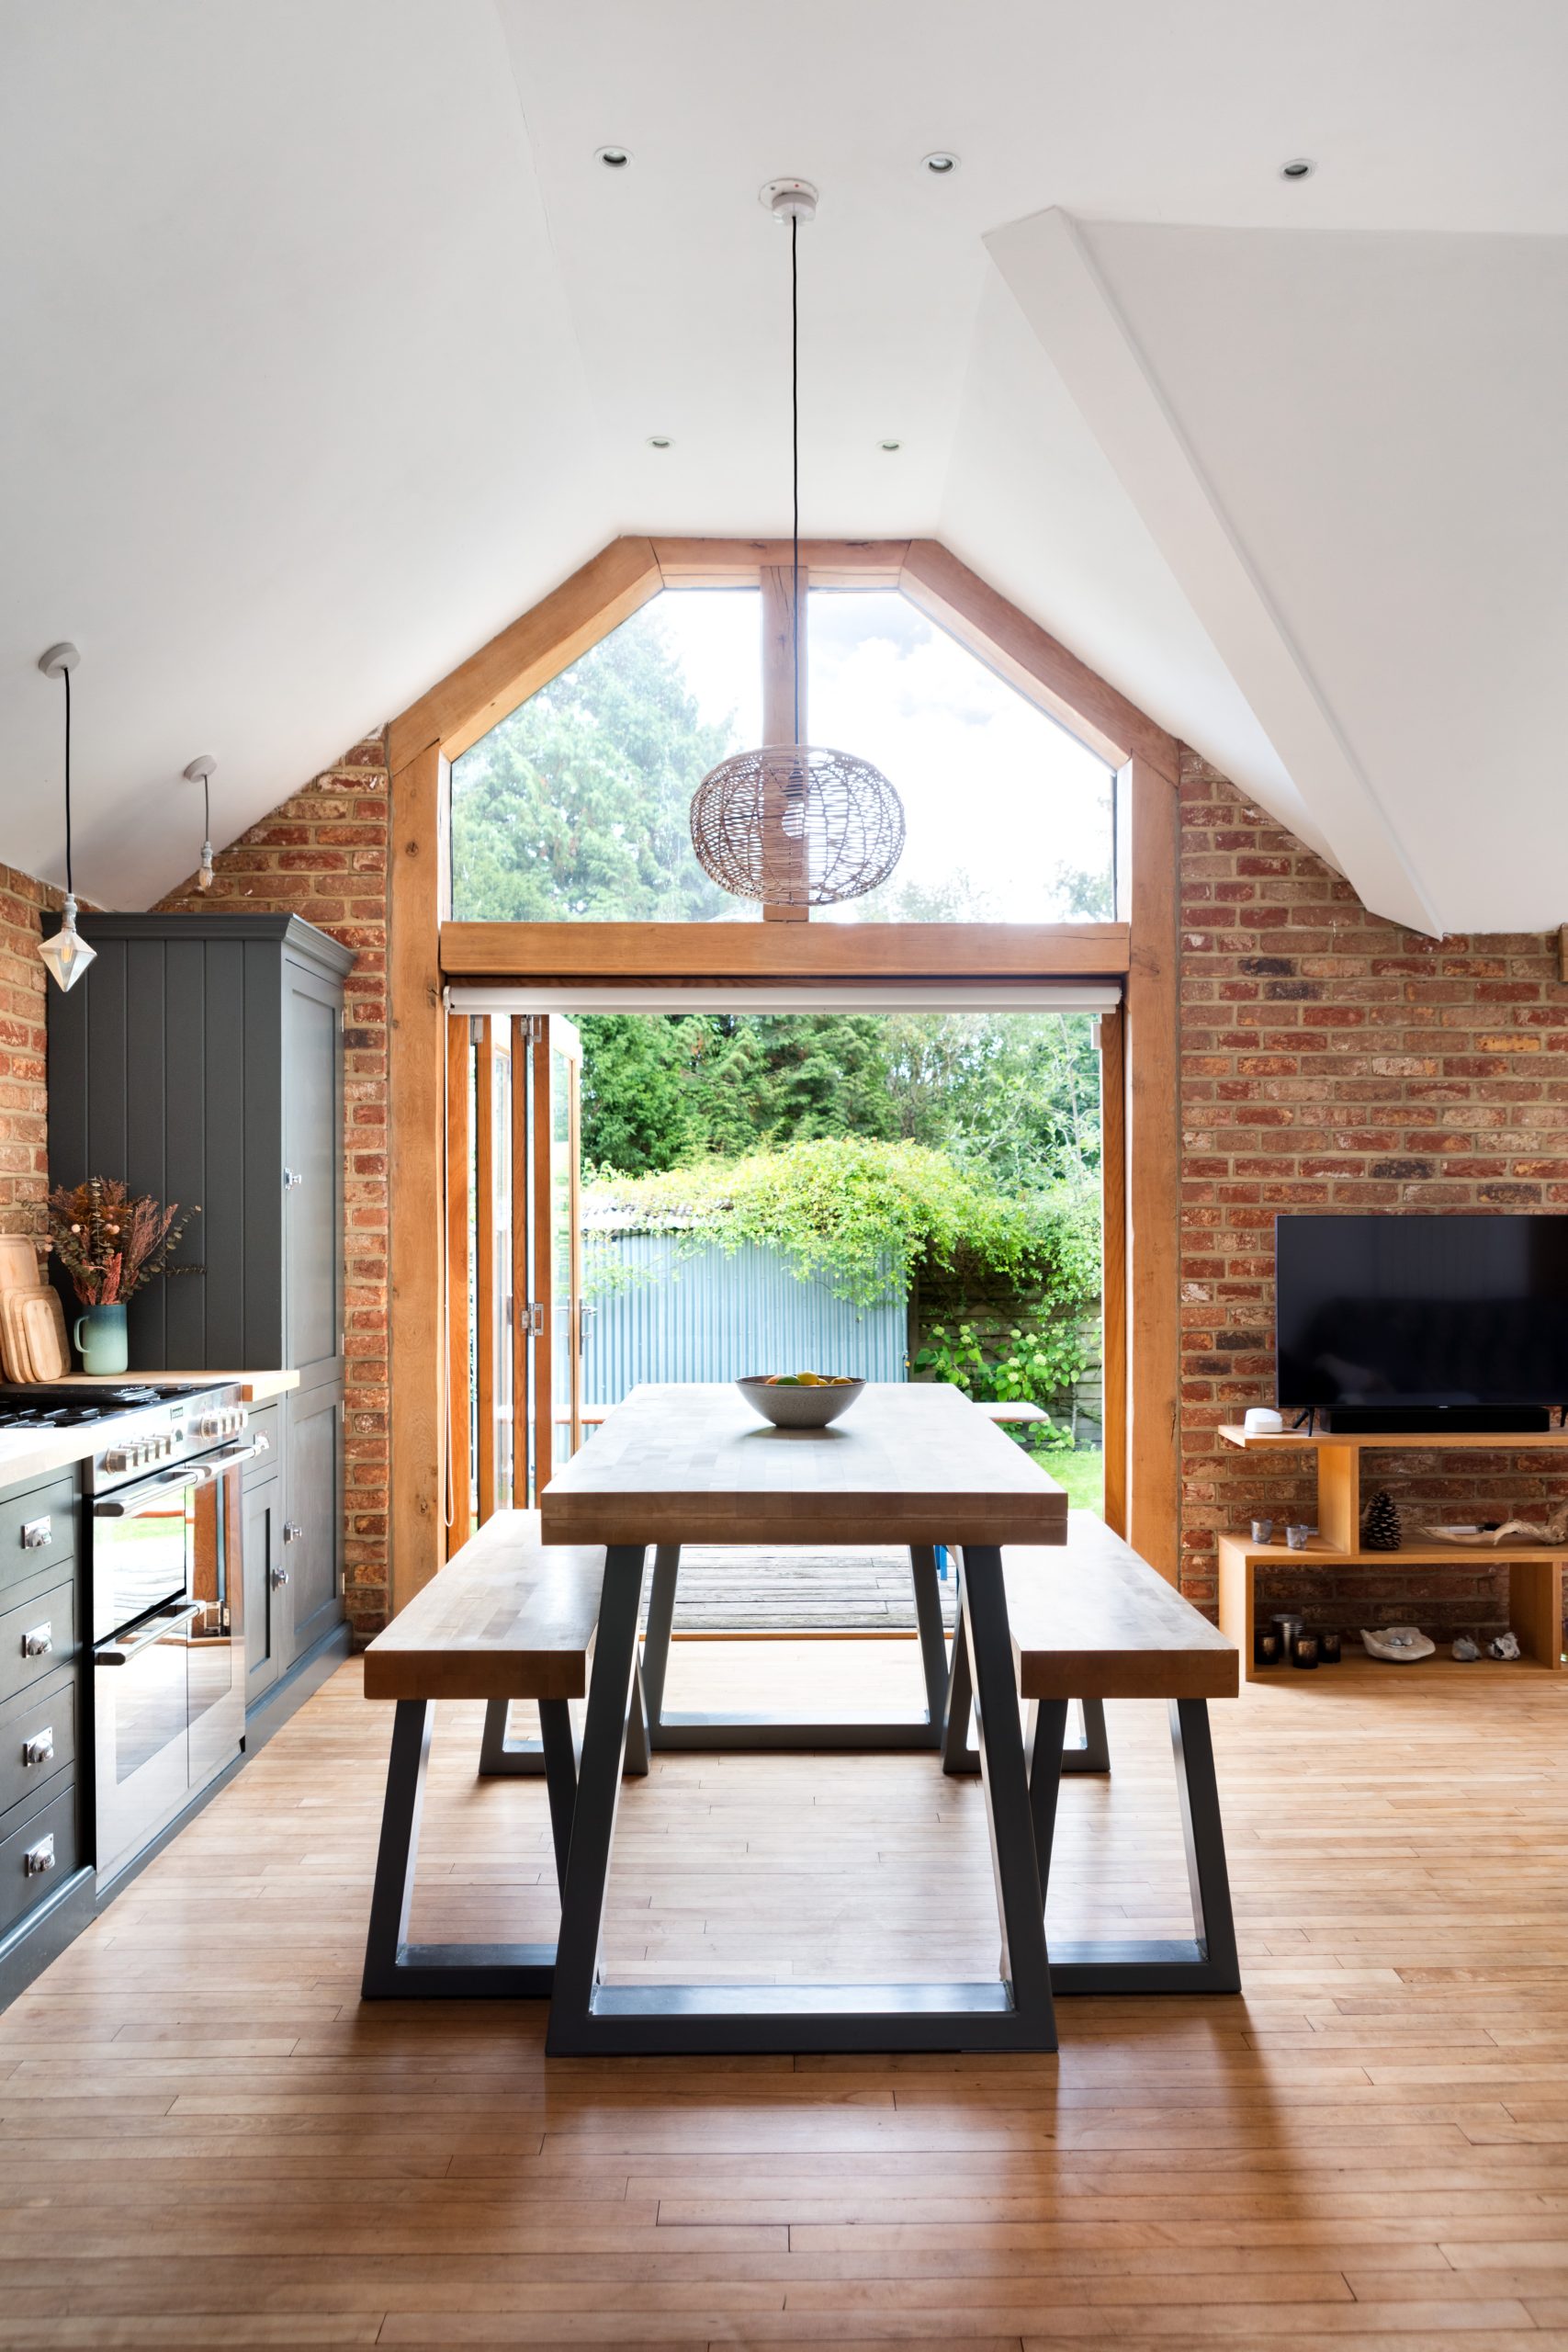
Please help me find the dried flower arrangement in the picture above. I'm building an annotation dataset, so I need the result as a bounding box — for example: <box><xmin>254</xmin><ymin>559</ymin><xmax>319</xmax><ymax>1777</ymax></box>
<box><xmin>46</xmin><ymin>1178</ymin><xmax>201</xmax><ymax>1306</ymax></box>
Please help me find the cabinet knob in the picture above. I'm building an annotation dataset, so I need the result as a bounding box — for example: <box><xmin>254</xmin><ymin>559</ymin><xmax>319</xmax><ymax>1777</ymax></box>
<box><xmin>20</xmin><ymin>1517</ymin><xmax>51</xmax><ymax>1550</ymax></box>
<box><xmin>283</xmin><ymin>1169</ymin><xmax>304</xmax><ymax>1190</ymax></box>
<box><xmin>21</xmin><ymin>1626</ymin><xmax>52</xmax><ymax>1658</ymax></box>
<box><xmin>283</xmin><ymin>1522</ymin><xmax>303</xmax><ymax>1544</ymax></box>
<box><xmin>24</xmin><ymin>1835</ymin><xmax>55</xmax><ymax>1877</ymax></box>
<box><xmin>22</xmin><ymin>1730</ymin><xmax>53</xmax><ymax>1769</ymax></box>
<box><xmin>270</xmin><ymin>1566</ymin><xmax>289</xmax><ymax>1589</ymax></box>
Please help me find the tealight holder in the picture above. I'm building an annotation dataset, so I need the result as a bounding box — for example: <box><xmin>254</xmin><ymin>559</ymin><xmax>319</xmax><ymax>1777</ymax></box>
<box><xmin>1292</xmin><ymin>1632</ymin><xmax>1321</xmax><ymax>1669</ymax></box>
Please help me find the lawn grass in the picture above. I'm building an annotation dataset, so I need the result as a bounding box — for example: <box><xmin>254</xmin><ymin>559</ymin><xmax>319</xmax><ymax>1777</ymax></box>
<box><xmin>1019</xmin><ymin>1438</ymin><xmax>1103</xmax><ymax>1517</ymax></box>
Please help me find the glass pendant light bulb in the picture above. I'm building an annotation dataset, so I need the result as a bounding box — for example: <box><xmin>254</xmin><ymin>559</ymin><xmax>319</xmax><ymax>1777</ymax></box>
<box><xmin>37</xmin><ymin>642</ymin><xmax>91</xmax><ymax>993</ymax></box>
<box><xmin>39</xmin><ymin>894</ymin><xmax>96</xmax><ymax>991</ymax></box>
<box><xmin>186</xmin><ymin>758</ymin><xmax>217</xmax><ymax>890</ymax></box>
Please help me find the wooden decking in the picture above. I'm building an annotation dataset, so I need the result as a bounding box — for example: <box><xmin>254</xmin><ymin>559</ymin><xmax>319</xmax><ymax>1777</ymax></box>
<box><xmin>644</xmin><ymin>1544</ymin><xmax>961</xmax><ymax>1633</ymax></box>
<box><xmin>0</xmin><ymin>1643</ymin><xmax>1565</xmax><ymax>2346</ymax></box>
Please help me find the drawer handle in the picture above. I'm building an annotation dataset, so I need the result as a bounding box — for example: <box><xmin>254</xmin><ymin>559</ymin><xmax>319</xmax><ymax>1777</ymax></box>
<box><xmin>20</xmin><ymin>1517</ymin><xmax>52</xmax><ymax>1551</ymax></box>
<box><xmin>22</xmin><ymin>1730</ymin><xmax>53</xmax><ymax>1769</ymax></box>
<box><xmin>24</xmin><ymin>1835</ymin><xmax>55</xmax><ymax>1877</ymax></box>
<box><xmin>21</xmin><ymin>1626</ymin><xmax>53</xmax><ymax>1658</ymax></box>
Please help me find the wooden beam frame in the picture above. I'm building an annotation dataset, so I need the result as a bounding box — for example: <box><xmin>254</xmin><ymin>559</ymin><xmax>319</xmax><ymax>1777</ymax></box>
<box><xmin>443</xmin><ymin>1012</ymin><xmax>472</xmax><ymax>1559</ymax></box>
<box><xmin>441</xmin><ymin>921</ymin><xmax>1131</xmax><ymax>985</ymax></box>
<box><xmin>387</xmin><ymin>535</ymin><xmax>1182</xmax><ymax>1617</ymax></box>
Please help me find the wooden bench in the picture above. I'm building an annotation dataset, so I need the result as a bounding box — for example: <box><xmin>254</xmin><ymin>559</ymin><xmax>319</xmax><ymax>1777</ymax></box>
<box><xmin>360</xmin><ymin>1512</ymin><xmax>623</xmax><ymax>1999</ymax></box>
<box><xmin>947</xmin><ymin>1512</ymin><xmax>1241</xmax><ymax>1996</ymax></box>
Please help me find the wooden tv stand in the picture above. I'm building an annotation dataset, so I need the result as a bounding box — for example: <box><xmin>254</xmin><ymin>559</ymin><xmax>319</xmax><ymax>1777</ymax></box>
<box><xmin>1216</xmin><ymin>1426</ymin><xmax>1567</xmax><ymax>1680</ymax></box>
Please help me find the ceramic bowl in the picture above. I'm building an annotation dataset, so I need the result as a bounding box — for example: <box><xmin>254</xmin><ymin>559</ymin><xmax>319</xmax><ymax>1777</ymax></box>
<box><xmin>737</xmin><ymin>1376</ymin><xmax>865</xmax><ymax>1430</ymax></box>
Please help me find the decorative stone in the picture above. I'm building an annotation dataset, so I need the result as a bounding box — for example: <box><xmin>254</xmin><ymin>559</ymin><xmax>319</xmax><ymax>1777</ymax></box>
<box><xmin>1360</xmin><ymin>1624</ymin><xmax>1435</xmax><ymax>1662</ymax></box>
<box><xmin>1487</xmin><ymin>1631</ymin><xmax>1522</xmax><ymax>1662</ymax></box>
<box><xmin>1451</xmin><ymin>1636</ymin><xmax>1481</xmax><ymax>1662</ymax></box>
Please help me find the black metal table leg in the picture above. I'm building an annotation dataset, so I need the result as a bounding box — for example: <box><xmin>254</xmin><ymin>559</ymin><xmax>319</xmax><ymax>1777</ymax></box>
<box><xmin>547</xmin><ymin>1537</ymin><xmax>1058</xmax><ymax>2055</ymax></box>
<box><xmin>643</xmin><ymin>1538</ymin><xmax>946</xmax><ymax>1753</ymax></box>
<box><xmin>1062</xmin><ymin>1696</ymin><xmax>1111</xmax><ymax>1776</ymax></box>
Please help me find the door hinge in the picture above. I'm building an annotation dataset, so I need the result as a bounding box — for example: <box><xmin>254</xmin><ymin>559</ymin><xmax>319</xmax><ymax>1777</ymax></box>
<box><xmin>520</xmin><ymin>1014</ymin><xmax>544</xmax><ymax>1045</ymax></box>
<box><xmin>468</xmin><ymin>1015</ymin><xmax>486</xmax><ymax>1046</ymax></box>
<box><xmin>522</xmin><ymin>1302</ymin><xmax>545</xmax><ymax>1338</ymax></box>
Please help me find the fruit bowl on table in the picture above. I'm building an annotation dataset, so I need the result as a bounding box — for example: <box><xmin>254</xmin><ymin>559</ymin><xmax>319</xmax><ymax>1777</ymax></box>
<box><xmin>737</xmin><ymin>1374</ymin><xmax>865</xmax><ymax>1430</ymax></box>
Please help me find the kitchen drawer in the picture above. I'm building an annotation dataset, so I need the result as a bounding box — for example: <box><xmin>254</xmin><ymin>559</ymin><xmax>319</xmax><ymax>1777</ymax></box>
<box><xmin>0</xmin><ymin>1577</ymin><xmax>77</xmax><ymax>1713</ymax></box>
<box><xmin>0</xmin><ymin>1476</ymin><xmax>75</xmax><ymax>1593</ymax></box>
<box><xmin>0</xmin><ymin>1785</ymin><xmax>78</xmax><ymax>1941</ymax></box>
<box><xmin>0</xmin><ymin>1669</ymin><xmax>75</xmax><ymax>1828</ymax></box>
<box><xmin>243</xmin><ymin>1405</ymin><xmax>279</xmax><ymax>1488</ymax></box>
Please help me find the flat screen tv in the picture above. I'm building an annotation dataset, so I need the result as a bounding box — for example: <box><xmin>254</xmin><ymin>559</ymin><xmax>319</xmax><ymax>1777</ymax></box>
<box><xmin>1275</xmin><ymin>1214</ymin><xmax>1568</xmax><ymax>1416</ymax></box>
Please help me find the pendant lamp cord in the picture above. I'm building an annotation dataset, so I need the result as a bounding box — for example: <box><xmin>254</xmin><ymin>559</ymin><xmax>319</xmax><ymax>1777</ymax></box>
<box><xmin>204</xmin><ymin>772</ymin><xmax>210</xmax><ymax>844</ymax></box>
<box><xmin>790</xmin><ymin>209</ymin><xmax>800</xmax><ymax>747</ymax></box>
<box><xmin>62</xmin><ymin>664</ymin><xmax>73</xmax><ymax>899</ymax></box>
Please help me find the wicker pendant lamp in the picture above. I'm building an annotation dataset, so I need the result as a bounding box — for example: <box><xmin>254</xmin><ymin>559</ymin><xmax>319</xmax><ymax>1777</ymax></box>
<box><xmin>690</xmin><ymin>181</ymin><xmax>905</xmax><ymax>910</ymax></box>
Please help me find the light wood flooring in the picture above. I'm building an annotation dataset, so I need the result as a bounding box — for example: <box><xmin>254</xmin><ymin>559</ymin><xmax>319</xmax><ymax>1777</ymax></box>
<box><xmin>1</xmin><ymin>1642</ymin><xmax>1565</xmax><ymax>2348</ymax></box>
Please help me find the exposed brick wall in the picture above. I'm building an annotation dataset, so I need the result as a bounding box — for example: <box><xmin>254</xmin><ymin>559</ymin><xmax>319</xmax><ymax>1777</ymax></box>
<box><xmin>158</xmin><ymin>739</ymin><xmax>391</xmax><ymax>1637</ymax></box>
<box><xmin>1179</xmin><ymin>748</ymin><xmax>1568</xmax><ymax>1646</ymax></box>
<box><xmin>0</xmin><ymin>865</ymin><xmax>64</xmax><ymax>1246</ymax></box>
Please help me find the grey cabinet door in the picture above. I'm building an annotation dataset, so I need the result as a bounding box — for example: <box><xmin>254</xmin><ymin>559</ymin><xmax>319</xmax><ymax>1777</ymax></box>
<box><xmin>242</xmin><ymin>1476</ymin><xmax>282</xmax><ymax>1705</ymax></box>
<box><xmin>283</xmin><ymin>961</ymin><xmax>343</xmax><ymax>1377</ymax></box>
<box><xmin>283</xmin><ymin>1385</ymin><xmax>343</xmax><ymax>1668</ymax></box>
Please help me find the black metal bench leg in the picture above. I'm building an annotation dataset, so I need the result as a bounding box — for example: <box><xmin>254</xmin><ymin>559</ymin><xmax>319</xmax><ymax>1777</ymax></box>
<box><xmin>1061</xmin><ymin>1696</ymin><xmax>1111</xmax><ymax>1776</ymax></box>
<box><xmin>1033</xmin><ymin>1692</ymin><xmax>1241</xmax><ymax>1998</ymax></box>
<box><xmin>537</xmin><ymin>1697</ymin><xmax>579</xmax><ymax>1900</ymax></box>
<box><xmin>478</xmin><ymin>1696</ymin><xmax>547</xmax><ymax>1777</ymax></box>
<box><xmin>1171</xmin><ymin>1696</ymin><xmax>1241</xmax><ymax>1992</ymax></box>
<box><xmin>641</xmin><ymin>1543</ymin><xmax>680</xmax><ymax>1732</ymax></box>
<box><xmin>361</xmin><ymin>1699</ymin><xmax>558</xmax><ymax>1999</ymax></box>
<box><xmin>909</xmin><ymin>1545</ymin><xmax>949</xmax><ymax>1728</ymax></box>
<box><xmin>624</xmin><ymin>1661</ymin><xmax>650</xmax><ymax>1778</ymax></box>
<box><xmin>941</xmin><ymin>1560</ymin><xmax>978</xmax><ymax>1776</ymax></box>
<box><xmin>1024</xmin><ymin>1697</ymin><xmax>1070</xmax><ymax>1893</ymax></box>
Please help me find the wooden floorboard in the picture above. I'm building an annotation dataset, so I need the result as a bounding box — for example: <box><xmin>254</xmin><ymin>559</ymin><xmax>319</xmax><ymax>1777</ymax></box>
<box><xmin>0</xmin><ymin>1645</ymin><xmax>1564</xmax><ymax>2346</ymax></box>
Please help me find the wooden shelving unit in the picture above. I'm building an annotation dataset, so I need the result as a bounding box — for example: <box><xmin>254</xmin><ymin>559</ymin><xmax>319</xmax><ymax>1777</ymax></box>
<box><xmin>1215</xmin><ymin>1425</ymin><xmax>1567</xmax><ymax>1681</ymax></box>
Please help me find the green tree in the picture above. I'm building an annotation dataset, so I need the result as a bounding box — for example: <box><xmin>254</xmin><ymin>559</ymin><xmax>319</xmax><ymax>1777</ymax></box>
<box><xmin>450</xmin><ymin>605</ymin><xmax>735</xmax><ymax>921</ymax></box>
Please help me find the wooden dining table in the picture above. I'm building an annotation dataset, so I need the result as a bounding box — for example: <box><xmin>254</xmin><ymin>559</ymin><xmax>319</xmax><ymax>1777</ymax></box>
<box><xmin>539</xmin><ymin>1380</ymin><xmax>1068</xmax><ymax>2055</ymax></box>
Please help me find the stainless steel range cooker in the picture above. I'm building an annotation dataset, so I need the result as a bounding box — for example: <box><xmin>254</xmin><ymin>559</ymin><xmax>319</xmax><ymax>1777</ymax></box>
<box><xmin>0</xmin><ymin>1382</ymin><xmax>269</xmax><ymax>1883</ymax></box>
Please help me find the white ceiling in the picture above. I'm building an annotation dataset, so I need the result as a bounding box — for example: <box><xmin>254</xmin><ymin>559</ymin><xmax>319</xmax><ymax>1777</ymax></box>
<box><xmin>2</xmin><ymin>1</ymin><xmax>1565</xmax><ymax>923</ymax></box>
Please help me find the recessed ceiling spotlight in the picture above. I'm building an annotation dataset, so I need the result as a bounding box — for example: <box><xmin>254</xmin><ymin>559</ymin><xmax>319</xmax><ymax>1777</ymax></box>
<box><xmin>594</xmin><ymin>145</ymin><xmax>631</xmax><ymax>169</ymax></box>
<box><xmin>921</xmin><ymin>152</ymin><xmax>959</xmax><ymax>175</ymax></box>
<box><xmin>1280</xmin><ymin>156</ymin><xmax>1315</xmax><ymax>180</ymax></box>
<box><xmin>646</xmin><ymin>435</ymin><xmax>673</xmax><ymax>450</ymax></box>
<box><xmin>877</xmin><ymin>439</ymin><xmax>902</xmax><ymax>453</ymax></box>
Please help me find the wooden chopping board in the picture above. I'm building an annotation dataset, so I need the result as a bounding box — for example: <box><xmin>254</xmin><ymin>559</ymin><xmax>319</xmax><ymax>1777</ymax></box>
<box><xmin>17</xmin><ymin>1289</ymin><xmax>70</xmax><ymax>1382</ymax></box>
<box><xmin>0</xmin><ymin>1288</ymin><xmax>39</xmax><ymax>1382</ymax></box>
<box><xmin>0</xmin><ymin>1237</ymin><xmax>41</xmax><ymax>1292</ymax></box>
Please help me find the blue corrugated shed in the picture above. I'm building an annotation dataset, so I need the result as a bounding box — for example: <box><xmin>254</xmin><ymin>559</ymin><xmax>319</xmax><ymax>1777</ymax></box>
<box><xmin>583</xmin><ymin>1236</ymin><xmax>905</xmax><ymax>1405</ymax></box>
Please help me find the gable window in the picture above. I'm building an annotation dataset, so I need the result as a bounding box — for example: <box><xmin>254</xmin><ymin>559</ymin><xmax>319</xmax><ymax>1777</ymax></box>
<box><xmin>448</xmin><ymin>581</ymin><xmax>1113</xmax><ymax>922</ymax></box>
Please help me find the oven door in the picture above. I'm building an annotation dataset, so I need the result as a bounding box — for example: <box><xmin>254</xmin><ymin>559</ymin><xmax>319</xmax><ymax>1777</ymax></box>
<box><xmin>93</xmin><ymin>1442</ymin><xmax>261</xmax><ymax>1883</ymax></box>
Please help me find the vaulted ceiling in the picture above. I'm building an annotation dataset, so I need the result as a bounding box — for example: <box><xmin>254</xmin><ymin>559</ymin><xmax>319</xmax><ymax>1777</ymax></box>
<box><xmin>3</xmin><ymin>2</ymin><xmax>1565</xmax><ymax>926</ymax></box>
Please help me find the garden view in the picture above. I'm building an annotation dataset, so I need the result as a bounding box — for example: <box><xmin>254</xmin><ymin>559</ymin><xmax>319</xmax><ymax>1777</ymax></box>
<box><xmin>451</xmin><ymin>593</ymin><xmax>1111</xmax><ymax>1513</ymax></box>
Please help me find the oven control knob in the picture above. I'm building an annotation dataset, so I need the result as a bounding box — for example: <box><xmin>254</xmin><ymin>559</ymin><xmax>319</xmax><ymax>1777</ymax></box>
<box><xmin>103</xmin><ymin>1447</ymin><xmax>133</xmax><ymax>1473</ymax></box>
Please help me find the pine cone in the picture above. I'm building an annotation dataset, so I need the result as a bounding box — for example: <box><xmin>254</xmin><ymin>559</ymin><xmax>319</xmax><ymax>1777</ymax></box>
<box><xmin>1363</xmin><ymin>1488</ymin><xmax>1402</xmax><ymax>1552</ymax></box>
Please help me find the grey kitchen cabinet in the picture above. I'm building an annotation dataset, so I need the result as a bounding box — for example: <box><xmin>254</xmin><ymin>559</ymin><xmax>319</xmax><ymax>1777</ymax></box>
<box><xmin>48</xmin><ymin>913</ymin><xmax>354</xmax><ymax>1685</ymax></box>
<box><xmin>241</xmin><ymin>1469</ymin><xmax>284</xmax><ymax>1705</ymax></box>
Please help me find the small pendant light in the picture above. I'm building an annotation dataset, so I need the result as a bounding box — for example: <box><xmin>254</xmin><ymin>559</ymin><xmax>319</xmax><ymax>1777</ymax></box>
<box><xmin>36</xmin><ymin>643</ymin><xmax>96</xmax><ymax>992</ymax></box>
<box><xmin>184</xmin><ymin>757</ymin><xmax>217</xmax><ymax>889</ymax></box>
<box><xmin>690</xmin><ymin>181</ymin><xmax>905</xmax><ymax>910</ymax></box>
